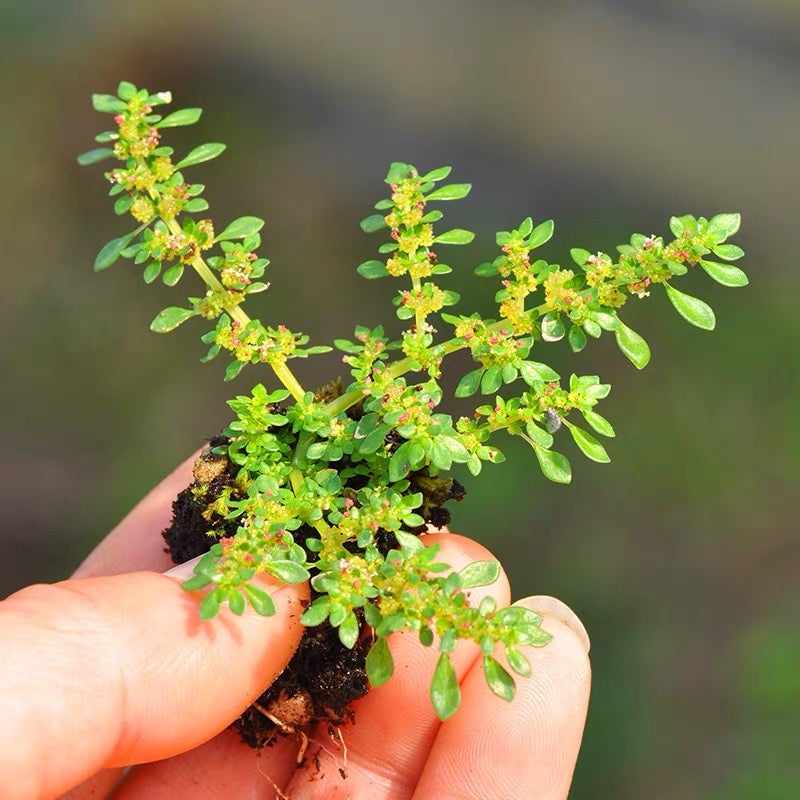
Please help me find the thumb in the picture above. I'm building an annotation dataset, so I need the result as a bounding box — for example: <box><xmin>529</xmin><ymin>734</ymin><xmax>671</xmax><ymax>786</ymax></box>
<box><xmin>0</xmin><ymin>561</ymin><xmax>307</xmax><ymax>800</ymax></box>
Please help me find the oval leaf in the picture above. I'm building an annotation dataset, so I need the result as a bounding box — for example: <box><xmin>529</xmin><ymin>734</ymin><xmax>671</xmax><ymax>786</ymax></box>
<box><xmin>357</xmin><ymin>260</ymin><xmax>390</xmax><ymax>279</ymax></box>
<box><xmin>431</xmin><ymin>653</ymin><xmax>461</xmax><ymax>721</ymax></box>
<box><xmin>175</xmin><ymin>142</ymin><xmax>226</xmax><ymax>169</ymax></box>
<box><xmin>614</xmin><ymin>321</ymin><xmax>650</xmax><ymax>369</ymax></box>
<box><xmin>711</xmin><ymin>243</ymin><xmax>745</xmax><ymax>261</ymax></box>
<box><xmin>360</xmin><ymin>214</ymin><xmax>388</xmax><ymax>233</ymax></box>
<box><xmin>528</xmin><ymin>219</ymin><xmax>554</xmax><ymax>249</ymax></box>
<box><xmin>156</xmin><ymin>107</ymin><xmax>203</xmax><ymax>128</ymax></box>
<box><xmin>94</xmin><ymin>231</ymin><xmax>135</xmax><ymax>271</ymax></box>
<box><xmin>338</xmin><ymin>612</ymin><xmax>360</xmax><ymax>649</ymax></box>
<box><xmin>426</xmin><ymin>183</ymin><xmax>472</xmax><ymax>201</ymax></box>
<box><xmin>540</xmin><ymin>312</ymin><xmax>565</xmax><ymax>342</ymax></box>
<box><xmin>433</xmin><ymin>228</ymin><xmax>475</xmax><ymax>245</ymax></box>
<box><xmin>266</xmin><ymin>560</ymin><xmax>310</xmax><ymax>584</ymax></box>
<box><xmin>77</xmin><ymin>147</ymin><xmax>114</xmax><ymax>166</ymax></box>
<box><xmin>582</xmin><ymin>409</ymin><xmax>615</xmax><ymax>438</ymax></box>
<box><xmin>707</xmin><ymin>212</ymin><xmax>741</xmax><ymax>241</ymax></box>
<box><xmin>664</xmin><ymin>283</ymin><xmax>716</xmax><ymax>330</ymax></box>
<box><xmin>150</xmin><ymin>306</ymin><xmax>196</xmax><ymax>333</ymax></box>
<box><xmin>568</xmin><ymin>424</ymin><xmax>610</xmax><ymax>463</ymax></box>
<box><xmin>700</xmin><ymin>259</ymin><xmax>749</xmax><ymax>288</ymax></box>
<box><xmin>216</xmin><ymin>216</ymin><xmax>265</xmax><ymax>241</ymax></box>
<box><xmin>532</xmin><ymin>444</ymin><xmax>572</xmax><ymax>484</ymax></box>
<box><xmin>483</xmin><ymin>654</ymin><xmax>516</xmax><ymax>701</ymax></box>
<box><xmin>459</xmin><ymin>560</ymin><xmax>500</xmax><ymax>589</ymax></box>
<box><xmin>244</xmin><ymin>583</ymin><xmax>276</xmax><ymax>616</ymax></box>
<box><xmin>366</xmin><ymin>637</ymin><xmax>395</xmax><ymax>687</ymax></box>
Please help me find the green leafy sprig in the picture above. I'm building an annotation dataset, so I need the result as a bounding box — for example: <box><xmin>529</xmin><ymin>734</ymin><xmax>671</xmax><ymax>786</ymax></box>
<box><xmin>81</xmin><ymin>82</ymin><xmax>747</xmax><ymax>719</ymax></box>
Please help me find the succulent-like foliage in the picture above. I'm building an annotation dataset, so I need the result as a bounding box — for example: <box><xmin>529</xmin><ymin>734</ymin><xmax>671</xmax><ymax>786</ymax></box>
<box><xmin>80</xmin><ymin>82</ymin><xmax>747</xmax><ymax>720</ymax></box>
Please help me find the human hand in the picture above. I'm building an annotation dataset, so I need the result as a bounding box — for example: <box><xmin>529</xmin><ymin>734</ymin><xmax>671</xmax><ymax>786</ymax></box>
<box><xmin>0</xmin><ymin>456</ymin><xmax>590</xmax><ymax>799</ymax></box>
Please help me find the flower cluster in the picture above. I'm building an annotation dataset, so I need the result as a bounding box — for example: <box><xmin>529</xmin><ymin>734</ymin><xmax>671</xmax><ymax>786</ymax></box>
<box><xmin>82</xmin><ymin>82</ymin><xmax>747</xmax><ymax>722</ymax></box>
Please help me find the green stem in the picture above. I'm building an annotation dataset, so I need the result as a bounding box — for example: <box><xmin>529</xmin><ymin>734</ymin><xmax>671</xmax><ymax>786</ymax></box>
<box><xmin>323</xmin><ymin>303</ymin><xmax>550</xmax><ymax>416</ymax></box>
<box><xmin>140</xmin><ymin>167</ymin><xmax>306</xmax><ymax>401</ymax></box>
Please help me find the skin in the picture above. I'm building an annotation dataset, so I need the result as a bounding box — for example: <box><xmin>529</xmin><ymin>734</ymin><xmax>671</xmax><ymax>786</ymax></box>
<box><xmin>0</xmin><ymin>456</ymin><xmax>591</xmax><ymax>799</ymax></box>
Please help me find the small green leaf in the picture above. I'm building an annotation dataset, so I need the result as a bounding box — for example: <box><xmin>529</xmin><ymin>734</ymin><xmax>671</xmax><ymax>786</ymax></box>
<box><xmin>505</xmin><ymin>645</ymin><xmax>532</xmax><ymax>677</ymax></box>
<box><xmin>366</xmin><ymin>637</ymin><xmax>395</xmax><ymax>687</ymax></box>
<box><xmin>150</xmin><ymin>306</ymin><xmax>196</xmax><ymax>333</ymax></box>
<box><xmin>117</xmin><ymin>81</ymin><xmax>137</xmax><ymax>100</ymax></box>
<box><xmin>162</xmin><ymin>264</ymin><xmax>184</xmax><ymax>286</ymax></box>
<box><xmin>386</xmin><ymin>162</ymin><xmax>412</xmax><ymax>183</ymax></box>
<box><xmin>524</xmin><ymin>422</ymin><xmax>553</xmax><ymax>449</ymax></box>
<box><xmin>430</xmin><ymin>439</ymin><xmax>453</xmax><ymax>471</ymax></box>
<box><xmin>433</xmin><ymin>229</ymin><xmax>475</xmax><ymax>245</ymax></box>
<box><xmin>431</xmin><ymin>652</ymin><xmax>461</xmax><ymax>721</ymax></box>
<box><xmin>475</xmin><ymin>261</ymin><xmax>498</xmax><ymax>277</ymax></box>
<box><xmin>664</xmin><ymin>283</ymin><xmax>716</xmax><ymax>330</ymax></box>
<box><xmin>711</xmin><ymin>243</ymin><xmax>745</xmax><ymax>261</ymax></box>
<box><xmin>567</xmin><ymin>423</ymin><xmax>610</xmax><ymax>463</ymax></box>
<box><xmin>570</xmin><ymin>247</ymin><xmax>590</xmax><ymax>268</ymax></box>
<box><xmin>395</xmin><ymin>530</ymin><xmax>424</xmax><ymax>554</ymax></box>
<box><xmin>455</xmin><ymin>367</ymin><xmax>484</xmax><ymax>398</ymax></box>
<box><xmin>360</xmin><ymin>214</ymin><xmax>388</xmax><ymax>233</ymax></box>
<box><xmin>419</xmin><ymin>165</ymin><xmax>451</xmax><ymax>182</ymax></box>
<box><xmin>199</xmin><ymin>588</ymin><xmax>222</xmax><ymax>621</ymax></box>
<box><xmin>614</xmin><ymin>321</ymin><xmax>650</xmax><ymax>369</ymax></box>
<box><xmin>244</xmin><ymin>583</ymin><xmax>276</xmax><ymax>616</ymax></box>
<box><xmin>520</xmin><ymin>361</ymin><xmax>560</xmax><ymax>385</ymax></box>
<box><xmin>426</xmin><ymin>183</ymin><xmax>472</xmax><ymax>201</ymax></box>
<box><xmin>459</xmin><ymin>560</ymin><xmax>500</xmax><ymax>589</ymax></box>
<box><xmin>224</xmin><ymin>360</ymin><xmax>245</xmax><ymax>382</ymax></box>
<box><xmin>568</xmin><ymin>325</ymin><xmax>587</xmax><ymax>353</ymax></box>
<box><xmin>481</xmin><ymin>364</ymin><xmax>502</xmax><ymax>394</ymax></box>
<box><xmin>216</xmin><ymin>216</ymin><xmax>265</xmax><ymax>241</ymax></box>
<box><xmin>156</xmin><ymin>107</ymin><xmax>203</xmax><ymax>128</ymax></box>
<box><xmin>94</xmin><ymin>232</ymin><xmax>135</xmax><ymax>271</ymax></box>
<box><xmin>700</xmin><ymin>259</ymin><xmax>749</xmax><ymax>288</ymax></box>
<box><xmin>669</xmin><ymin>216</ymin><xmax>686</xmax><ymax>238</ymax></box>
<box><xmin>483</xmin><ymin>654</ymin><xmax>516</xmax><ymax>701</ymax></box>
<box><xmin>532</xmin><ymin>444</ymin><xmax>572</xmax><ymax>484</ymax></box>
<box><xmin>528</xmin><ymin>219</ymin><xmax>554</xmax><ymax>249</ymax></box>
<box><xmin>300</xmin><ymin>597</ymin><xmax>331</xmax><ymax>626</ymax></box>
<box><xmin>582</xmin><ymin>409</ymin><xmax>615</xmax><ymax>438</ymax></box>
<box><xmin>338</xmin><ymin>612</ymin><xmax>360</xmax><ymax>649</ymax></box>
<box><xmin>181</xmin><ymin>574</ymin><xmax>211</xmax><ymax>591</ymax></box>
<box><xmin>183</xmin><ymin>198</ymin><xmax>209</xmax><ymax>213</ymax></box>
<box><xmin>357</xmin><ymin>260</ymin><xmax>389</xmax><ymax>279</ymax></box>
<box><xmin>707</xmin><ymin>212</ymin><xmax>741</xmax><ymax>241</ymax></box>
<box><xmin>267</xmin><ymin>560</ymin><xmax>310</xmax><ymax>584</ymax></box>
<box><xmin>540</xmin><ymin>312</ymin><xmax>565</xmax><ymax>342</ymax></box>
<box><xmin>77</xmin><ymin>147</ymin><xmax>114</xmax><ymax>166</ymax></box>
<box><xmin>175</xmin><ymin>142</ymin><xmax>226</xmax><ymax>169</ymax></box>
<box><xmin>92</xmin><ymin>93</ymin><xmax>127</xmax><ymax>113</ymax></box>
<box><xmin>228</xmin><ymin>589</ymin><xmax>246</xmax><ymax>616</ymax></box>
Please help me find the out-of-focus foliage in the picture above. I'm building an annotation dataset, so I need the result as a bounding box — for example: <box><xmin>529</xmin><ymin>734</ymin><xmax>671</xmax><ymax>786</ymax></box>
<box><xmin>0</xmin><ymin>1</ymin><xmax>797</xmax><ymax>797</ymax></box>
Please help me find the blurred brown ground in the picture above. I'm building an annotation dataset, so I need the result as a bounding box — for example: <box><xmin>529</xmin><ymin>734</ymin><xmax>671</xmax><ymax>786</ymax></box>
<box><xmin>0</xmin><ymin>2</ymin><xmax>797</xmax><ymax>797</ymax></box>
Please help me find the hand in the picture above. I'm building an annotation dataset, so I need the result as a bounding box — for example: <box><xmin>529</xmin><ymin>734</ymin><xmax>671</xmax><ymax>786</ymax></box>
<box><xmin>0</xmin><ymin>456</ymin><xmax>591</xmax><ymax>799</ymax></box>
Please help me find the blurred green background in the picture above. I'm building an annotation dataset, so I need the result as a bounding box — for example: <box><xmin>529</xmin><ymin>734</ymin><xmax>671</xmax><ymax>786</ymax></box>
<box><xmin>1</xmin><ymin>1</ymin><xmax>797</xmax><ymax>797</ymax></box>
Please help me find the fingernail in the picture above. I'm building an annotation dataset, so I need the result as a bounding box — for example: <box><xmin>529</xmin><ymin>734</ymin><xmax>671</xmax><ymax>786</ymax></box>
<box><xmin>164</xmin><ymin>554</ymin><xmax>204</xmax><ymax>581</ymax></box>
<box><xmin>514</xmin><ymin>595</ymin><xmax>591</xmax><ymax>654</ymax></box>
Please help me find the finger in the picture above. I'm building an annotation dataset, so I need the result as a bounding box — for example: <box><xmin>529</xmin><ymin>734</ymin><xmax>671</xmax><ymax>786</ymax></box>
<box><xmin>0</xmin><ymin>565</ymin><xmax>307</xmax><ymax>800</ymax></box>
<box><xmin>73</xmin><ymin>453</ymin><xmax>197</xmax><ymax>579</ymax></box>
<box><xmin>284</xmin><ymin>533</ymin><xmax>511</xmax><ymax>799</ymax></box>
<box><xmin>112</xmin><ymin>727</ymin><xmax>301</xmax><ymax>799</ymax></box>
<box><xmin>412</xmin><ymin>596</ymin><xmax>591</xmax><ymax>800</ymax></box>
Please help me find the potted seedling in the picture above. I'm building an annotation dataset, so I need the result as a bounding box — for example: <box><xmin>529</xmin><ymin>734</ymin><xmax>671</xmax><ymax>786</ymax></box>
<box><xmin>78</xmin><ymin>81</ymin><xmax>748</xmax><ymax>749</ymax></box>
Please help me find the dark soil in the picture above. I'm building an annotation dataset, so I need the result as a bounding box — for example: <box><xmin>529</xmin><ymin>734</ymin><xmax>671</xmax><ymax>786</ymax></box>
<box><xmin>163</xmin><ymin>434</ymin><xmax>465</xmax><ymax>748</ymax></box>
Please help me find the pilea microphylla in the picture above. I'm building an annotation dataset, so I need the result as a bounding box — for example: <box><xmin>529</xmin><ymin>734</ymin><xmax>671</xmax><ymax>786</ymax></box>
<box><xmin>79</xmin><ymin>81</ymin><xmax>748</xmax><ymax>723</ymax></box>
